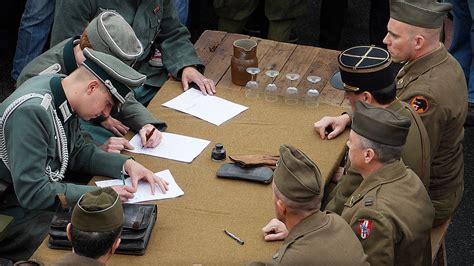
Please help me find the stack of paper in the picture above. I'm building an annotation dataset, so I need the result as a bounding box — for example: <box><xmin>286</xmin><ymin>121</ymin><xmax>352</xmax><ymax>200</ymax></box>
<box><xmin>162</xmin><ymin>89</ymin><xmax>248</xmax><ymax>125</ymax></box>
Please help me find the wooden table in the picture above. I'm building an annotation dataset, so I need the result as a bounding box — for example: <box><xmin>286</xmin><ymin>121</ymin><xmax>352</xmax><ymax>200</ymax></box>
<box><xmin>32</xmin><ymin>31</ymin><xmax>349</xmax><ymax>265</ymax></box>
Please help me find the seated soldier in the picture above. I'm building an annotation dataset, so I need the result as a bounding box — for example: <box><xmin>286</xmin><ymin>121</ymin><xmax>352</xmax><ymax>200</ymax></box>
<box><xmin>251</xmin><ymin>144</ymin><xmax>368</xmax><ymax>265</ymax></box>
<box><xmin>313</xmin><ymin>45</ymin><xmax>430</xmax><ymax>214</ymax></box>
<box><xmin>341</xmin><ymin>101</ymin><xmax>434</xmax><ymax>265</ymax></box>
<box><xmin>55</xmin><ymin>188</ymin><xmax>123</xmax><ymax>265</ymax></box>
<box><xmin>17</xmin><ymin>11</ymin><xmax>166</xmax><ymax>152</ymax></box>
<box><xmin>0</xmin><ymin>48</ymin><xmax>168</xmax><ymax>261</ymax></box>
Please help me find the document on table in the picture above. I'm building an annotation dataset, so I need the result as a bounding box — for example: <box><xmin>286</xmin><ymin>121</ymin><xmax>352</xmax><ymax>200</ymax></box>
<box><xmin>95</xmin><ymin>169</ymin><xmax>184</xmax><ymax>203</ymax></box>
<box><xmin>127</xmin><ymin>132</ymin><xmax>210</xmax><ymax>163</ymax></box>
<box><xmin>162</xmin><ymin>89</ymin><xmax>248</xmax><ymax>125</ymax></box>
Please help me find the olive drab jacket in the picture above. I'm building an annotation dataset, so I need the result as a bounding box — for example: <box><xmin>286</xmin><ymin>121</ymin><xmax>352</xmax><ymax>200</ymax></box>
<box><xmin>51</xmin><ymin>0</ymin><xmax>204</xmax><ymax>89</ymax></box>
<box><xmin>396</xmin><ymin>43</ymin><xmax>467</xmax><ymax>198</ymax></box>
<box><xmin>341</xmin><ymin>160</ymin><xmax>434</xmax><ymax>266</ymax></box>
<box><xmin>16</xmin><ymin>37</ymin><xmax>167</xmax><ymax>133</ymax></box>
<box><xmin>325</xmin><ymin>99</ymin><xmax>431</xmax><ymax>214</ymax></box>
<box><xmin>0</xmin><ymin>75</ymin><xmax>129</xmax><ymax>210</ymax></box>
<box><xmin>268</xmin><ymin>211</ymin><xmax>368</xmax><ymax>265</ymax></box>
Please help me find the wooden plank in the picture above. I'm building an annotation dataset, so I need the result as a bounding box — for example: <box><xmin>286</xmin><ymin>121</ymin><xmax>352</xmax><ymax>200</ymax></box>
<box><xmin>203</xmin><ymin>32</ymin><xmax>249</xmax><ymax>86</ymax></box>
<box><xmin>194</xmin><ymin>30</ymin><xmax>227</xmax><ymax>66</ymax></box>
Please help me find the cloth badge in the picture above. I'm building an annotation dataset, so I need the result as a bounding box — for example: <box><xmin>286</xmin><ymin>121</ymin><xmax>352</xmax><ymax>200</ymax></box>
<box><xmin>153</xmin><ymin>4</ymin><xmax>160</xmax><ymax>13</ymax></box>
<box><xmin>358</xmin><ymin>219</ymin><xmax>373</xmax><ymax>239</ymax></box>
<box><xmin>410</xmin><ymin>96</ymin><xmax>429</xmax><ymax>114</ymax></box>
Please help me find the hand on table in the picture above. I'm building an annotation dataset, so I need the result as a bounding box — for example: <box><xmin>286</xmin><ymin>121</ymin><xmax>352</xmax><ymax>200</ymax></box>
<box><xmin>111</xmin><ymin>185</ymin><xmax>136</xmax><ymax>202</ymax></box>
<box><xmin>139</xmin><ymin>124</ymin><xmax>162</xmax><ymax>148</ymax></box>
<box><xmin>313</xmin><ymin>114</ymin><xmax>351</xmax><ymax>140</ymax></box>
<box><xmin>100</xmin><ymin>137</ymin><xmax>134</xmax><ymax>153</ymax></box>
<box><xmin>262</xmin><ymin>218</ymin><xmax>288</xmax><ymax>241</ymax></box>
<box><xmin>181</xmin><ymin>66</ymin><xmax>216</xmax><ymax>95</ymax></box>
<box><xmin>123</xmin><ymin>159</ymin><xmax>169</xmax><ymax>195</ymax></box>
<box><xmin>101</xmin><ymin>116</ymin><xmax>129</xmax><ymax>137</ymax></box>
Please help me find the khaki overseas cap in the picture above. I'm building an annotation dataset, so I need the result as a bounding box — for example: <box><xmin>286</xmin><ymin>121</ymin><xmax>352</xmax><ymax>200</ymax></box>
<box><xmin>336</xmin><ymin>45</ymin><xmax>394</xmax><ymax>93</ymax></box>
<box><xmin>390</xmin><ymin>0</ymin><xmax>452</xmax><ymax>29</ymax></box>
<box><xmin>352</xmin><ymin>101</ymin><xmax>411</xmax><ymax>146</ymax></box>
<box><xmin>86</xmin><ymin>11</ymin><xmax>143</xmax><ymax>65</ymax></box>
<box><xmin>273</xmin><ymin>144</ymin><xmax>322</xmax><ymax>203</ymax></box>
<box><xmin>82</xmin><ymin>48</ymin><xmax>146</xmax><ymax>104</ymax></box>
<box><xmin>71</xmin><ymin>187</ymin><xmax>123</xmax><ymax>232</ymax></box>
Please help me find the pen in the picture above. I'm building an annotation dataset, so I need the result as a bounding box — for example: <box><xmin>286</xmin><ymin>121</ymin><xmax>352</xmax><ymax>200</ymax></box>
<box><xmin>121</xmin><ymin>172</ymin><xmax>126</xmax><ymax>185</ymax></box>
<box><xmin>143</xmin><ymin>127</ymin><xmax>156</xmax><ymax>148</ymax></box>
<box><xmin>223</xmin><ymin>229</ymin><xmax>245</xmax><ymax>245</ymax></box>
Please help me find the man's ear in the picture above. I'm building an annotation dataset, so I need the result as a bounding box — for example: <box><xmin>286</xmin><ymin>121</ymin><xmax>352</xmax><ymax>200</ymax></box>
<box><xmin>110</xmin><ymin>237</ymin><xmax>121</xmax><ymax>255</ymax></box>
<box><xmin>86</xmin><ymin>80</ymin><xmax>100</xmax><ymax>95</ymax></box>
<box><xmin>362</xmin><ymin>91</ymin><xmax>374</xmax><ymax>104</ymax></box>
<box><xmin>66</xmin><ymin>223</ymin><xmax>72</xmax><ymax>241</ymax></box>
<box><xmin>276</xmin><ymin>199</ymin><xmax>287</xmax><ymax>217</ymax></box>
<box><xmin>414</xmin><ymin>34</ymin><xmax>425</xmax><ymax>51</ymax></box>
<box><xmin>364</xmin><ymin>148</ymin><xmax>376</xmax><ymax>164</ymax></box>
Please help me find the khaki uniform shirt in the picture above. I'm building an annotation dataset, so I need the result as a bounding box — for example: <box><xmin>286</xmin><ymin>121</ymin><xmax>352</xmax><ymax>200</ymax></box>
<box><xmin>214</xmin><ymin>0</ymin><xmax>306</xmax><ymax>21</ymax></box>
<box><xmin>54</xmin><ymin>252</ymin><xmax>105</xmax><ymax>266</ymax></box>
<box><xmin>341</xmin><ymin>160</ymin><xmax>434</xmax><ymax>266</ymax></box>
<box><xmin>268</xmin><ymin>211</ymin><xmax>368</xmax><ymax>265</ymax></box>
<box><xmin>325</xmin><ymin>100</ymin><xmax>431</xmax><ymax>214</ymax></box>
<box><xmin>0</xmin><ymin>75</ymin><xmax>128</xmax><ymax>210</ymax></box>
<box><xmin>50</xmin><ymin>0</ymin><xmax>204</xmax><ymax>89</ymax></box>
<box><xmin>16</xmin><ymin>37</ymin><xmax>166</xmax><ymax>133</ymax></box>
<box><xmin>396</xmin><ymin>43</ymin><xmax>467</xmax><ymax>197</ymax></box>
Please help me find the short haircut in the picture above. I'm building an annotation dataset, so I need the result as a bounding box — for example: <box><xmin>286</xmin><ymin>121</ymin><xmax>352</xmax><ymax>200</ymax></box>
<box><xmin>70</xmin><ymin>224</ymin><xmax>122</xmax><ymax>259</ymax></box>
<box><xmin>273</xmin><ymin>183</ymin><xmax>323</xmax><ymax>214</ymax></box>
<box><xmin>355</xmin><ymin>83</ymin><xmax>396</xmax><ymax>105</ymax></box>
<box><xmin>79</xmin><ymin>29</ymin><xmax>93</xmax><ymax>50</ymax></box>
<box><xmin>358</xmin><ymin>134</ymin><xmax>404</xmax><ymax>163</ymax></box>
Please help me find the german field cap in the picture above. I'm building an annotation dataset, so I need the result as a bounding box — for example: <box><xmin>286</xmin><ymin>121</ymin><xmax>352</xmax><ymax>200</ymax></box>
<box><xmin>390</xmin><ymin>0</ymin><xmax>452</xmax><ymax>29</ymax></box>
<box><xmin>86</xmin><ymin>11</ymin><xmax>143</xmax><ymax>65</ymax></box>
<box><xmin>71</xmin><ymin>187</ymin><xmax>123</xmax><ymax>232</ymax></box>
<box><xmin>82</xmin><ymin>48</ymin><xmax>146</xmax><ymax>104</ymax></box>
<box><xmin>335</xmin><ymin>45</ymin><xmax>394</xmax><ymax>93</ymax></box>
<box><xmin>352</xmin><ymin>101</ymin><xmax>411</xmax><ymax>146</ymax></box>
<box><xmin>273</xmin><ymin>144</ymin><xmax>322</xmax><ymax>203</ymax></box>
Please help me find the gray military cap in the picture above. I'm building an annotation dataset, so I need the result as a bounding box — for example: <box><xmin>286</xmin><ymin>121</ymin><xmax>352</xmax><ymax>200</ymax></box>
<box><xmin>86</xmin><ymin>11</ymin><xmax>143</xmax><ymax>65</ymax></box>
<box><xmin>352</xmin><ymin>101</ymin><xmax>411</xmax><ymax>146</ymax></box>
<box><xmin>390</xmin><ymin>0</ymin><xmax>452</xmax><ymax>29</ymax></box>
<box><xmin>82</xmin><ymin>48</ymin><xmax>146</xmax><ymax>104</ymax></box>
<box><xmin>273</xmin><ymin>145</ymin><xmax>323</xmax><ymax>203</ymax></box>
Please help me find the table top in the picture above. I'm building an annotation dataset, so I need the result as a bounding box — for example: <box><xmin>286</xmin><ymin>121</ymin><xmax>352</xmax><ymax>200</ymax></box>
<box><xmin>32</xmin><ymin>31</ymin><xmax>349</xmax><ymax>265</ymax></box>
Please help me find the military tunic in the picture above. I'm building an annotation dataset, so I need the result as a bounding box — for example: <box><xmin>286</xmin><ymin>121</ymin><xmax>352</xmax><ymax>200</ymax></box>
<box><xmin>54</xmin><ymin>253</ymin><xmax>105</xmax><ymax>266</ymax></box>
<box><xmin>50</xmin><ymin>0</ymin><xmax>204</xmax><ymax>92</ymax></box>
<box><xmin>396</xmin><ymin>43</ymin><xmax>467</xmax><ymax>222</ymax></box>
<box><xmin>341</xmin><ymin>160</ymin><xmax>434</xmax><ymax>266</ymax></box>
<box><xmin>16</xmin><ymin>37</ymin><xmax>167</xmax><ymax>143</ymax></box>
<box><xmin>325</xmin><ymin>100</ymin><xmax>431</xmax><ymax>214</ymax></box>
<box><xmin>0</xmin><ymin>75</ymin><xmax>129</xmax><ymax>260</ymax></box>
<box><xmin>266</xmin><ymin>211</ymin><xmax>368</xmax><ymax>265</ymax></box>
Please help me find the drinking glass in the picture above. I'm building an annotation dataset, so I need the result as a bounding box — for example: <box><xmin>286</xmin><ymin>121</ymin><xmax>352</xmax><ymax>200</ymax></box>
<box><xmin>245</xmin><ymin>67</ymin><xmax>261</xmax><ymax>99</ymax></box>
<box><xmin>285</xmin><ymin>73</ymin><xmax>300</xmax><ymax>105</ymax></box>
<box><xmin>264</xmin><ymin>70</ymin><xmax>279</xmax><ymax>102</ymax></box>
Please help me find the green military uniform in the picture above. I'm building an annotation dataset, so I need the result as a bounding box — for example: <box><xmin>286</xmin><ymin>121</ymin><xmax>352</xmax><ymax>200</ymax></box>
<box><xmin>54</xmin><ymin>253</ymin><xmax>105</xmax><ymax>266</ymax></box>
<box><xmin>324</xmin><ymin>46</ymin><xmax>431</xmax><ymax>215</ymax></box>
<box><xmin>213</xmin><ymin>0</ymin><xmax>307</xmax><ymax>42</ymax></box>
<box><xmin>270</xmin><ymin>211</ymin><xmax>368</xmax><ymax>265</ymax></box>
<box><xmin>51</xmin><ymin>0</ymin><xmax>204</xmax><ymax>106</ymax></box>
<box><xmin>340</xmin><ymin>101</ymin><xmax>434</xmax><ymax>265</ymax></box>
<box><xmin>0</xmin><ymin>49</ymin><xmax>142</xmax><ymax>261</ymax></box>
<box><xmin>17</xmin><ymin>37</ymin><xmax>167</xmax><ymax>144</ymax></box>
<box><xmin>396</xmin><ymin>44</ymin><xmax>467</xmax><ymax>226</ymax></box>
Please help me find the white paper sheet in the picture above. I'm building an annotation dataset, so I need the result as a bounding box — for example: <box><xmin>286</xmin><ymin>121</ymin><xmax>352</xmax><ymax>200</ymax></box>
<box><xmin>95</xmin><ymin>169</ymin><xmax>184</xmax><ymax>203</ymax></box>
<box><xmin>162</xmin><ymin>89</ymin><xmax>248</xmax><ymax>125</ymax></box>
<box><xmin>127</xmin><ymin>132</ymin><xmax>210</xmax><ymax>163</ymax></box>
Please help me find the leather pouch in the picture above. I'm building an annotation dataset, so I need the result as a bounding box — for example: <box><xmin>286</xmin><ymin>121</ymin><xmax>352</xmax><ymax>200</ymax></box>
<box><xmin>48</xmin><ymin>203</ymin><xmax>157</xmax><ymax>256</ymax></box>
<box><xmin>216</xmin><ymin>163</ymin><xmax>273</xmax><ymax>184</ymax></box>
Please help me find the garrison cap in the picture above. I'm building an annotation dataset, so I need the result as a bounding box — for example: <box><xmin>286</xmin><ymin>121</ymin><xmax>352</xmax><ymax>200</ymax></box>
<box><xmin>71</xmin><ymin>187</ymin><xmax>123</xmax><ymax>232</ymax></box>
<box><xmin>273</xmin><ymin>145</ymin><xmax>322</xmax><ymax>203</ymax></box>
<box><xmin>82</xmin><ymin>48</ymin><xmax>146</xmax><ymax>104</ymax></box>
<box><xmin>390</xmin><ymin>0</ymin><xmax>452</xmax><ymax>29</ymax></box>
<box><xmin>334</xmin><ymin>46</ymin><xmax>395</xmax><ymax>93</ymax></box>
<box><xmin>86</xmin><ymin>11</ymin><xmax>143</xmax><ymax>65</ymax></box>
<box><xmin>352</xmin><ymin>101</ymin><xmax>411</xmax><ymax>146</ymax></box>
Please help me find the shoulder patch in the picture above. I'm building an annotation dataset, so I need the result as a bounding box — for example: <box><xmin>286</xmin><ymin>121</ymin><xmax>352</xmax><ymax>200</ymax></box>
<box><xmin>410</xmin><ymin>96</ymin><xmax>429</xmax><ymax>114</ymax></box>
<box><xmin>358</xmin><ymin>219</ymin><xmax>373</xmax><ymax>239</ymax></box>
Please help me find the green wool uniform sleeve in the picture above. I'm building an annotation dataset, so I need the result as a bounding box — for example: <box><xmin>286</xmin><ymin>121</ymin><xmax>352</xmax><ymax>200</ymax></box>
<box><xmin>159</xmin><ymin>0</ymin><xmax>204</xmax><ymax>79</ymax></box>
<box><xmin>5</xmin><ymin>105</ymin><xmax>96</xmax><ymax>209</ymax></box>
<box><xmin>325</xmin><ymin>166</ymin><xmax>363</xmax><ymax>215</ymax></box>
<box><xmin>67</xmin><ymin>119</ymin><xmax>129</xmax><ymax>179</ymax></box>
<box><xmin>50</xmin><ymin>0</ymin><xmax>95</xmax><ymax>46</ymax></box>
<box><xmin>113</xmin><ymin>94</ymin><xmax>167</xmax><ymax>132</ymax></box>
<box><xmin>349</xmin><ymin>207</ymin><xmax>395</xmax><ymax>266</ymax></box>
